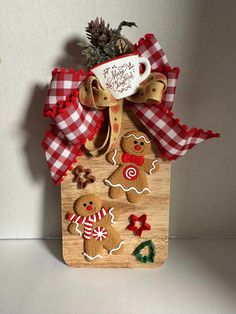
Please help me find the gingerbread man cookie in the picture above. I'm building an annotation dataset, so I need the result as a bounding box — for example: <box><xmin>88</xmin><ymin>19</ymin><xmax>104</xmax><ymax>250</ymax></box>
<box><xmin>66</xmin><ymin>194</ymin><xmax>124</xmax><ymax>261</ymax></box>
<box><xmin>105</xmin><ymin>131</ymin><xmax>160</xmax><ymax>203</ymax></box>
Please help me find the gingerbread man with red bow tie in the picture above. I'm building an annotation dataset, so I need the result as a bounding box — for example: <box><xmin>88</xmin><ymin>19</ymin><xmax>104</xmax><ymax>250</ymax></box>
<box><xmin>105</xmin><ymin>131</ymin><xmax>160</xmax><ymax>203</ymax></box>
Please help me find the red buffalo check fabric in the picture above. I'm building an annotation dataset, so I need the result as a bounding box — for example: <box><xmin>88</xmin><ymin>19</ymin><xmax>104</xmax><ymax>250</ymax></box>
<box><xmin>133</xmin><ymin>33</ymin><xmax>179</xmax><ymax>110</ymax></box>
<box><xmin>42</xmin><ymin>69</ymin><xmax>104</xmax><ymax>184</ymax></box>
<box><xmin>42</xmin><ymin>33</ymin><xmax>219</xmax><ymax>185</ymax></box>
<box><xmin>132</xmin><ymin>104</ymin><xmax>219</xmax><ymax>160</ymax></box>
<box><xmin>41</xmin><ymin>127</ymin><xmax>81</xmax><ymax>184</ymax></box>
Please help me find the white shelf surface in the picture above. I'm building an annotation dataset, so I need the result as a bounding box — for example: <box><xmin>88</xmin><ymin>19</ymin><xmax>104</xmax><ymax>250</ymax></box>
<box><xmin>0</xmin><ymin>239</ymin><xmax>236</xmax><ymax>314</ymax></box>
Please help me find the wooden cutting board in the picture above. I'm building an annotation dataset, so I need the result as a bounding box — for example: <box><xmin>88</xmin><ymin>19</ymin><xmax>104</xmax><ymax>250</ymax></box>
<box><xmin>61</xmin><ymin>107</ymin><xmax>170</xmax><ymax>268</ymax></box>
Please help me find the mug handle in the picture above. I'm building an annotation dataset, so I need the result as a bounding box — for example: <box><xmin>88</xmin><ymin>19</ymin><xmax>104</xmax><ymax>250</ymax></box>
<box><xmin>139</xmin><ymin>57</ymin><xmax>151</xmax><ymax>83</ymax></box>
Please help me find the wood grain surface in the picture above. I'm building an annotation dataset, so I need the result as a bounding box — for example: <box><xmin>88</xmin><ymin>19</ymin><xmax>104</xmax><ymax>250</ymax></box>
<box><xmin>61</xmin><ymin>107</ymin><xmax>170</xmax><ymax>268</ymax></box>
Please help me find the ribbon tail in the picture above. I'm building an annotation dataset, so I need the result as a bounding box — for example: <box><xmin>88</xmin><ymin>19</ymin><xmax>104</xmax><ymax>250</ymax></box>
<box><xmin>85</xmin><ymin>103</ymin><xmax>123</xmax><ymax>157</ymax></box>
<box><xmin>131</xmin><ymin>104</ymin><xmax>220</xmax><ymax>160</ymax></box>
<box><xmin>85</xmin><ymin>124</ymin><xmax>112</xmax><ymax>157</ymax></box>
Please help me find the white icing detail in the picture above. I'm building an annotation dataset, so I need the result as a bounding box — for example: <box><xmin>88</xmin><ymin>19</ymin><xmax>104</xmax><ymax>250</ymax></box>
<box><xmin>125</xmin><ymin>166</ymin><xmax>137</xmax><ymax>180</ymax></box>
<box><xmin>109</xmin><ymin>207</ymin><xmax>116</xmax><ymax>224</ymax></box>
<box><xmin>104</xmin><ymin>179</ymin><xmax>151</xmax><ymax>194</ymax></box>
<box><xmin>102</xmin><ymin>207</ymin><xmax>106</xmax><ymax>215</ymax></box>
<box><xmin>149</xmin><ymin>160</ymin><xmax>159</xmax><ymax>175</ymax></box>
<box><xmin>83</xmin><ymin>252</ymin><xmax>102</xmax><ymax>260</ymax></box>
<box><xmin>112</xmin><ymin>149</ymin><xmax>117</xmax><ymax>165</ymax></box>
<box><xmin>70</xmin><ymin>214</ymin><xmax>75</xmax><ymax>221</ymax></box>
<box><xmin>85</xmin><ymin>222</ymin><xmax>93</xmax><ymax>227</ymax></box>
<box><xmin>109</xmin><ymin>241</ymin><xmax>125</xmax><ymax>255</ymax></box>
<box><xmin>123</xmin><ymin>133</ymin><xmax>151</xmax><ymax>143</ymax></box>
<box><xmin>73</xmin><ymin>222</ymin><xmax>82</xmax><ymax>236</ymax></box>
<box><xmin>75</xmin><ymin>216</ymin><xmax>81</xmax><ymax>223</ymax></box>
<box><xmin>88</xmin><ymin>207</ymin><xmax>97</xmax><ymax>223</ymax></box>
<box><xmin>83</xmin><ymin>235</ymin><xmax>91</xmax><ymax>239</ymax></box>
<box><xmin>82</xmin><ymin>217</ymin><xmax>87</xmax><ymax>224</ymax></box>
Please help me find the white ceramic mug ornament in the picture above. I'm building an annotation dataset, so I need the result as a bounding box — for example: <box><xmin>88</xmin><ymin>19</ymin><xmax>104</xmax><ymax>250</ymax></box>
<box><xmin>91</xmin><ymin>53</ymin><xmax>151</xmax><ymax>99</ymax></box>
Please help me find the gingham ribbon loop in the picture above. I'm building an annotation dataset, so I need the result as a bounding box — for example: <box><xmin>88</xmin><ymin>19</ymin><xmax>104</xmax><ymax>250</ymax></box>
<box><xmin>42</xmin><ymin>33</ymin><xmax>219</xmax><ymax>185</ymax></box>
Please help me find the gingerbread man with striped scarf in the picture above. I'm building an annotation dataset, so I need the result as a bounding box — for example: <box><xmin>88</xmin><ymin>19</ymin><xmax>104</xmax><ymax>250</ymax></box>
<box><xmin>66</xmin><ymin>194</ymin><xmax>124</xmax><ymax>261</ymax></box>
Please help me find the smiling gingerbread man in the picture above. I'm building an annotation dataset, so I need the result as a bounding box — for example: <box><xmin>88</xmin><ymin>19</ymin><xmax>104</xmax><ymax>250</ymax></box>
<box><xmin>105</xmin><ymin>130</ymin><xmax>160</xmax><ymax>203</ymax></box>
<box><xmin>66</xmin><ymin>194</ymin><xmax>124</xmax><ymax>261</ymax></box>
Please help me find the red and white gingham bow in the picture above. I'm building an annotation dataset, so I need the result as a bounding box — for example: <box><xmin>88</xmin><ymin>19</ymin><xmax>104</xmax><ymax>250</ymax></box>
<box><xmin>42</xmin><ymin>33</ymin><xmax>219</xmax><ymax>185</ymax></box>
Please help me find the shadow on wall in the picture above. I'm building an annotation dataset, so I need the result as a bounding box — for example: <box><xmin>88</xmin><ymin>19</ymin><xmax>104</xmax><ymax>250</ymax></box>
<box><xmin>22</xmin><ymin>36</ymin><xmax>88</xmax><ymax>262</ymax></box>
<box><xmin>22</xmin><ymin>85</ymin><xmax>61</xmax><ymax>261</ymax></box>
<box><xmin>55</xmin><ymin>36</ymin><xmax>87</xmax><ymax>70</ymax></box>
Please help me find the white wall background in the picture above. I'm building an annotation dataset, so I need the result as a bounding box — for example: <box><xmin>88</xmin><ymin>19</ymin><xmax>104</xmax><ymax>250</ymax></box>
<box><xmin>0</xmin><ymin>0</ymin><xmax>235</xmax><ymax>239</ymax></box>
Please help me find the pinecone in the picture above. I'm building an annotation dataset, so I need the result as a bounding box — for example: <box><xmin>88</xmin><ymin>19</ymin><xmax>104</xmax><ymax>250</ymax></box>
<box><xmin>80</xmin><ymin>18</ymin><xmax>137</xmax><ymax>69</ymax></box>
<box><xmin>86</xmin><ymin>17</ymin><xmax>112</xmax><ymax>47</ymax></box>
